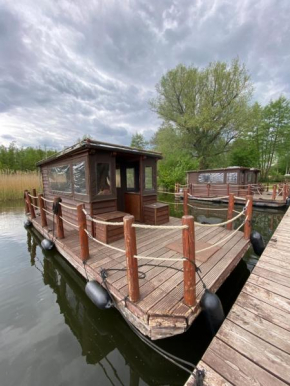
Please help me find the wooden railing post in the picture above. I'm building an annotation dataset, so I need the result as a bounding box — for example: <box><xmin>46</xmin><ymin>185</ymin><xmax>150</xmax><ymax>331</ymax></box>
<box><xmin>207</xmin><ymin>183</ymin><xmax>210</xmax><ymax>197</ymax></box>
<box><xmin>247</xmin><ymin>184</ymin><xmax>251</xmax><ymax>195</ymax></box>
<box><xmin>24</xmin><ymin>190</ymin><xmax>29</xmax><ymax>214</ymax></box>
<box><xmin>38</xmin><ymin>194</ymin><xmax>47</xmax><ymax>227</ymax></box>
<box><xmin>190</xmin><ymin>183</ymin><xmax>193</xmax><ymax>196</ymax></box>
<box><xmin>227</xmin><ymin>183</ymin><xmax>230</xmax><ymax>196</ymax></box>
<box><xmin>123</xmin><ymin>215</ymin><xmax>139</xmax><ymax>302</ymax></box>
<box><xmin>32</xmin><ymin>188</ymin><xmax>37</xmax><ymax>207</ymax></box>
<box><xmin>27</xmin><ymin>191</ymin><xmax>36</xmax><ymax>219</ymax></box>
<box><xmin>226</xmin><ymin>193</ymin><xmax>235</xmax><ymax>231</ymax></box>
<box><xmin>183</xmin><ymin>188</ymin><xmax>188</xmax><ymax>216</ymax></box>
<box><xmin>182</xmin><ymin>215</ymin><xmax>196</xmax><ymax>306</ymax></box>
<box><xmin>54</xmin><ymin>197</ymin><xmax>64</xmax><ymax>239</ymax></box>
<box><xmin>244</xmin><ymin>195</ymin><xmax>253</xmax><ymax>240</ymax></box>
<box><xmin>272</xmin><ymin>184</ymin><xmax>277</xmax><ymax>200</ymax></box>
<box><xmin>283</xmin><ymin>183</ymin><xmax>287</xmax><ymax>201</ymax></box>
<box><xmin>77</xmin><ymin>203</ymin><xmax>89</xmax><ymax>261</ymax></box>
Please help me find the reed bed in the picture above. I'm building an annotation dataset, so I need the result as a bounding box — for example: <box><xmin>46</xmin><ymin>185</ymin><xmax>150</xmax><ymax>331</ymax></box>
<box><xmin>0</xmin><ymin>171</ymin><xmax>42</xmax><ymax>201</ymax></box>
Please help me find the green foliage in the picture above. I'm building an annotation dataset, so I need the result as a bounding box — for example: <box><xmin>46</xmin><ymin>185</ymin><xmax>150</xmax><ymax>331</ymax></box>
<box><xmin>150</xmin><ymin>58</ymin><xmax>253</xmax><ymax>169</ymax></box>
<box><xmin>229</xmin><ymin>138</ymin><xmax>260</xmax><ymax>168</ymax></box>
<box><xmin>0</xmin><ymin>142</ymin><xmax>56</xmax><ymax>171</ymax></box>
<box><xmin>249</xmin><ymin>97</ymin><xmax>290</xmax><ymax>180</ymax></box>
<box><xmin>130</xmin><ymin>133</ymin><xmax>148</xmax><ymax>149</ymax></box>
<box><xmin>151</xmin><ymin>124</ymin><xmax>198</xmax><ymax>189</ymax></box>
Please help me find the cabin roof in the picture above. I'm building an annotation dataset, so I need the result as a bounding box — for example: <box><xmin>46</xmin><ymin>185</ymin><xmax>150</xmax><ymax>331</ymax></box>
<box><xmin>186</xmin><ymin>166</ymin><xmax>260</xmax><ymax>173</ymax></box>
<box><xmin>36</xmin><ymin>139</ymin><xmax>162</xmax><ymax>166</ymax></box>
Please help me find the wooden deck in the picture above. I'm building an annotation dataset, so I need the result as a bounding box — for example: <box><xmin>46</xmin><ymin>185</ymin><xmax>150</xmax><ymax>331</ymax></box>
<box><xmin>30</xmin><ymin>213</ymin><xmax>249</xmax><ymax>340</ymax></box>
<box><xmin>185</xmin><ymin>207</ymin><xmax>290</xmax><ymax>385</ymax></box>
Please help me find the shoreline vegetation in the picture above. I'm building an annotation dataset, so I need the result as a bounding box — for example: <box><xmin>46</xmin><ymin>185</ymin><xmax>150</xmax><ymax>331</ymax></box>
<box><xmin>0</xmin><ymin>171</ymin><xmax>41</xmax><ymax>201</ymax></box>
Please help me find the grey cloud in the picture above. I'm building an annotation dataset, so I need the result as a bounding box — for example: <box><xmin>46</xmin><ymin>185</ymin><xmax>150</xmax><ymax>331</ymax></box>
<box><xmin>0</xmin><ymin>0</ymin><xmax>289</xmax><ymax>150</ymax></box>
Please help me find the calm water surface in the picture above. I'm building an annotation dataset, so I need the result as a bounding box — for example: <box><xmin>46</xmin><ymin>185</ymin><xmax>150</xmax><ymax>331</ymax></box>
<box><xmin>0</xmin><ymin>199</ymin><xmax>285</xmax><ymax>386</ymax></box>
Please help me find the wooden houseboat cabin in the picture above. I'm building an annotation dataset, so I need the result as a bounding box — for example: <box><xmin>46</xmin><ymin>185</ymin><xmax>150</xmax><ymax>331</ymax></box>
<box><xmin>24</xmin><ymin>139</ymin><xmax>253</xmax><ymax>340</ymax></box>
<box><xmin>37</xmin><ymin>139</ymin><xmax>168</xmax><ymax>239</ymax></box>
<box><xmin>186</xmin><ymin>166</ymin><xmax>260</xmax><ymax>197</ymax></box>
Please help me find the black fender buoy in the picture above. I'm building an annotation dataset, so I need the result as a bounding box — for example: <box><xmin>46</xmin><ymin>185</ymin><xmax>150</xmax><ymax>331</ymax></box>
<box><xmin>24</xmin><ymin>219</ymin><xmax>32</xmax><ymax>228</ymax></box>
<box><xmin>286</xmin><ymin>197</ymin><xmax>290</xmax><ymax>207</ymax></box>
<box><xmin>250</xmin><ymin>231</ymin><xmax>265</xmax><ymax>256</ymax></box>
<box><xmin>85</xmin><ymin>280</ymin><xmax>113</xmax><ymax>310</ymax></box>
<box><xmin>200</xmin><ymin>289</ymin><xmax>225</xmax><ymax>336</ymax></box>
<box><xmin>41</xmin><ymin>238</ymin><xmax>54</xmax><ymax>250</ymax></box>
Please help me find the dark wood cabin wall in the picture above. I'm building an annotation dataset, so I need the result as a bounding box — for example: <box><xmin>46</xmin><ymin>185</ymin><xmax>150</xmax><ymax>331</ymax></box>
<box><xmin>143</xmin><ymin>194</ymin><xmax>157</xmax><ymax>205</ymax></box>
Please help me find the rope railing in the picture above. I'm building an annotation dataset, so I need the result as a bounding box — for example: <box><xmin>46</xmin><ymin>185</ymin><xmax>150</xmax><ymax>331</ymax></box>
<box><xmin>59</xmin><ymin>202</ymin><xmax>78</xmax><ymax>211</ymax></box>
<box><xmin>234</xmin><ymin>196</ymin><xmax>247</xmax><ymax>201</ymax></box>
<box><xmin>59</xmin><ymin>216</ymin><xmax>79</xmax><ymax>229</ymax></box>
<box><xmin>158</xmin><ymin>190</ymin><xmax>180</xmax><ymax>195</ymax></box>
<box><xmin>82</xmin><ymin>209</ymin><xmax>124</xmax><ymax>226</ymax></box>
<box><xmin>132</xmin><ymin>223</ymin><xmax>188</xmax><ymax>230</ymax></box>
<box><xmin>43</xmin><ymin>208</ymin><xmax>53</xmax><ymax>216</ymax></box>
<box><xmin>31</xmin><ymin>204</ymin><xmax>39</xmax><ymax>210</ymax></box>
<box><xmin>84</xmin><ymin>229</ymin><xmax>125</xmax><ymax>253</ymax></box>
<box><xmin>41</xmin><ymin>196</ymin><xmax>54</xmax><ymax>203</ymax></box>
<box><xmin>187</xmin><ymin>203</ymin><xmax>228</xmax><ymax>211</ymax></box>
<box><xmin>28</xmin><ymin>193</ymin><xmax>38</xmax><ymax>199</ymax></box>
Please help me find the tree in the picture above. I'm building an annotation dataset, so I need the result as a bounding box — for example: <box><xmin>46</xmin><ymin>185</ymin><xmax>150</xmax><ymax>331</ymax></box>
<box><xmin>151</xmin><ymin>124</ymin><xmax>198</xmax><ymax>189</ymax></box>
<box><xmin>130</xmin><ymin>133</ymin><xmax>148</xmax><ymax>149</ymax></box>
<box><xmin>251</xmin><ymin>96</ymin><xmax>290</xmax><ymax>180</ymax></box>
<box><xmin>150</xmin><ymin>58</ymin><xmax>253</xmax><ymax>169</ymax></box>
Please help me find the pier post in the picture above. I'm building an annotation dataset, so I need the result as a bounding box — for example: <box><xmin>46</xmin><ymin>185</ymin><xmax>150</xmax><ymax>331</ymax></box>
<box><xmin>32</xmin><ymin>188</ymin><xmax>38</xmax><ymax>207</ymax></box>
<box><xmin>247</xmin><ymin>184</ymin><xmax>251</xmax><ymax>195</ymax></box>
<box><xmin>182</xmin><ymin>215</ymin><xmax>196</xmax><ymax>307</ymax></box>
<box><xmin>77</xmin><ymin>203</ymin><xmax>89</xmax><ymax>261</ymax></box>
<box><xmin>283</xmin><ymin>184</ymin><xmax>287</xmax><ymax>201</ymax></box>
<box><xmin>226</xmin><ymin>193</ymin><xmax>235</xmax><ymax>231</ymax></box>
<box><xmin>183</xmin><ymin>188</ymin><xmax>188</xmax><ymax>216</ymax></box>
<box><xmin>190</xmin><ymin>183</ymin><xmax>193</xmax><ymax>196</ymax></box>
<box><xmin>227</xmin><ymin>183</ymin><xmax>230</xmax><ymax>196</ymax></box>
<box><xmin>24</xmin><ymin>190</ymin><xmax>29</xmax><ymax>214</ymax></box>
<box><xmin>54</xmin><ymin>197</ymin><xmax>64</xmax><ymax>239</ymax></box>
<box><xmin>207</xmin><ymin>183</ymin><xmax>210</xmax><ymax>197</ymax></box>
<box><xmin>272</xmin><ymin>184</ymin><xmax>277</xmax><ymax>200</ymax></box>
<box><xmin>124</xmin><ymin>215</ymin><xmax>140</xmax><ymax>302</ymax></box>
<box><xmin>27</xmin><ymin>191</ymin><xmax>36</xmax><ymax>219</ymax></box>
<box><xmin>38</xmin><ymin>194</ymin><xmax>47</xmax><ymax>227</ymax></box>
<box><xmin>244</xmin><ymin>195</ymin><xmax>253</xmax><ymax>240</ymax></box>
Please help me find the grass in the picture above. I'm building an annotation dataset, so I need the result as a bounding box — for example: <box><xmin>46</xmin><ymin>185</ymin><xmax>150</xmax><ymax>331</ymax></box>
<box><xmin>0</xmin><ymin>171</ymin><xmax>42</xmax><ymax>201</ymax></box>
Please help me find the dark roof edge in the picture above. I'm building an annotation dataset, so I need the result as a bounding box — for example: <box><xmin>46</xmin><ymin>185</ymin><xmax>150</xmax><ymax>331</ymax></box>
<box><xmin>37</xmin><ymin>139</ymin><xmax>162</xmax><ymax>166</ymax></box>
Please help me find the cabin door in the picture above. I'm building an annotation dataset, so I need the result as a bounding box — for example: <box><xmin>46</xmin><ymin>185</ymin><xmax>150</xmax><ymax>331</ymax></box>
<box><xmin>116</xmin><ymin>159</ymin><xmax>141</xmax><ymax>220</ymax></box>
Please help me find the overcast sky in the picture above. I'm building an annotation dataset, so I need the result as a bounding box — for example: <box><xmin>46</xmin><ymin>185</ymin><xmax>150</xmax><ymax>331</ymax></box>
<box><xmin>0</xmin><ymin>0</ymin><xmax>289</xmax><ymax>150</ymax></box>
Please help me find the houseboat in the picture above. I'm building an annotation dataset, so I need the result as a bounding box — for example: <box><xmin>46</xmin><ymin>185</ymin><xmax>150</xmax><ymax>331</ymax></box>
<box><xmin>184</xmin><ymin>167</ymin><xmax>287</xmax><ymax>208</ymax></box>
<box><xmin>24</xmin><ymin>139</ymin><xmax>252</xmax><ymax>340</ymax></box>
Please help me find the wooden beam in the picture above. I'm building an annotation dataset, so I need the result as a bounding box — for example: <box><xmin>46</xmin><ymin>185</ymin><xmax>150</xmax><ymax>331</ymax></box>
<box><xmin>38</xmin><ymin>194</ymin><xmax>47</xmax><ymax>227</ymax></box>
<box><xmin>77</xmin><ymin>203</ymin><xmax>89</xmax><ymax>261</ymax></box>
<box><xmin>272</xmin><ymin>184</ymin><xmax>277</xmax><ymax>200</ymax></box>
<box><xmin>226</xmin><ymin>193</ymin><xmax>235</xmax><ymax>231</ymax></box>
<box><xmin>183</xmin><ymin>188</ymin><xmax>188</xmax><ymax>216</ymax></box>
<box><xmin>54</xmin><ymin>197</ymin><xmax>64</xmax><ymax>239</ymax></box>
<box><xmin>32</xmin><ymin>188</ymin><xmax>38</xmax><ymax>207</ymax></box>
<box><xmin>123</xmin><ymin>215</ymin><xmax>140</xmax><ymax>302</ymax></box>
<box><xmin>182</xmin><ymin>215</ymin><xmax>196</xmax><ymax>306</ymax></box>
<box><xmin>24</xmin><ymin>190</ymin><xmax>29</xmax><ymax>214</ymax></box>
<box><xmin>244</xmin><ymin>195</ymin><xmax>253</xmax><ymax>240</ymax></box>
<box><xmin>27</xmin><ymin>191</ymin><xmax>35</xmax><ymax>219</ymax></box>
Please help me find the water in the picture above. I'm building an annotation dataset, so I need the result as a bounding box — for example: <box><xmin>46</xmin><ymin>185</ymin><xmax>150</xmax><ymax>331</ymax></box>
<box><xmin>0</xmin><ymin>200</ymin><xmax>285</xmax><ymax>386</ymax></box>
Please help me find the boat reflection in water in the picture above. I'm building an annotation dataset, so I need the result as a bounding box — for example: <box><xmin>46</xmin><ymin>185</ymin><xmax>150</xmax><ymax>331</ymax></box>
<box><xmin>27</xmin><ymin>228</ymin><xmax>190</xmax><ymax>386</ymax></box>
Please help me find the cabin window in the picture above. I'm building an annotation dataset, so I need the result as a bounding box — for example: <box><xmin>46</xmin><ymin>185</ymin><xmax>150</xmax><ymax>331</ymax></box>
<box><xmin>226</xmin><ymin>172</ymin><xmax>238</xmax><ymax>184</ymax></box>
<box><xmin>96</xmin><ymin>163</ymin><xmax>111</xmax><ymax>195</ymax></box>
<box><xmin>73</xmin><ymin>161</ymin><xmax>86</xmax><ymax>194</ymax></box>
<box><xmin>116</xmin><ymin>168</ymin><xmax>121</xmax><ymax>188</ymax></box>
<box><xmin>126</xmin><ymin>168</ymin><xmax>135</xmax><ymax>189</ymax></box>
<box><xmin>247</xmin><ymin>173</ymin><xmax>253</xmax><ymax>183</ymax></box>
<box><xmin>48</xmin><ymin>165</ymin><xmax>72</xmax><ymax>193</ymax></box>
<box><xmin>145</xmin><ymin>166</ymin><xmax>153</xmax><ymax>190</ymax></box>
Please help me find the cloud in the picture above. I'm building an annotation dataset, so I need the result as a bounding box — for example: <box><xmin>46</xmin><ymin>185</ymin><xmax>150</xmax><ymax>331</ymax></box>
<box><xmin>0</xmin><ymin>0</ymin><xmax>289</xmax><ymax>149</ymax></box>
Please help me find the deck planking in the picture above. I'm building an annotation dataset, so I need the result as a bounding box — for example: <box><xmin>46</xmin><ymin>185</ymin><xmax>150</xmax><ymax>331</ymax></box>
<box><xmin>30</xmin><ymin>213</ymin><xmax>249</xmax><ymax>340</ymax></box>
<box><xmin>185</xmin><ymin>207</ymin><xmax>290</xmax><ymax>385</ymax></box>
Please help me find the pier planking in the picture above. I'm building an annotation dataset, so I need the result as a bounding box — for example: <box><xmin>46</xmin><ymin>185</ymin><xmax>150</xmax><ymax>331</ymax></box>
<box><xmin>185</xmin><ymin>208</ymin><xmax>290</xmax><ymax>385</ymax></box>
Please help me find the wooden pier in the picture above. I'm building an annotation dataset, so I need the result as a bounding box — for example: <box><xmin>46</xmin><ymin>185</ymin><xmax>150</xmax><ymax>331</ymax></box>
<box><xmin>25</xmin><ymin>191</ymin><xmax>251</xmax><ymax>340</ymax></box>
<box><xmin>185</xmin><ymin>206</ymin><xmax>290</xmax><ymax>385</ymax></box>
